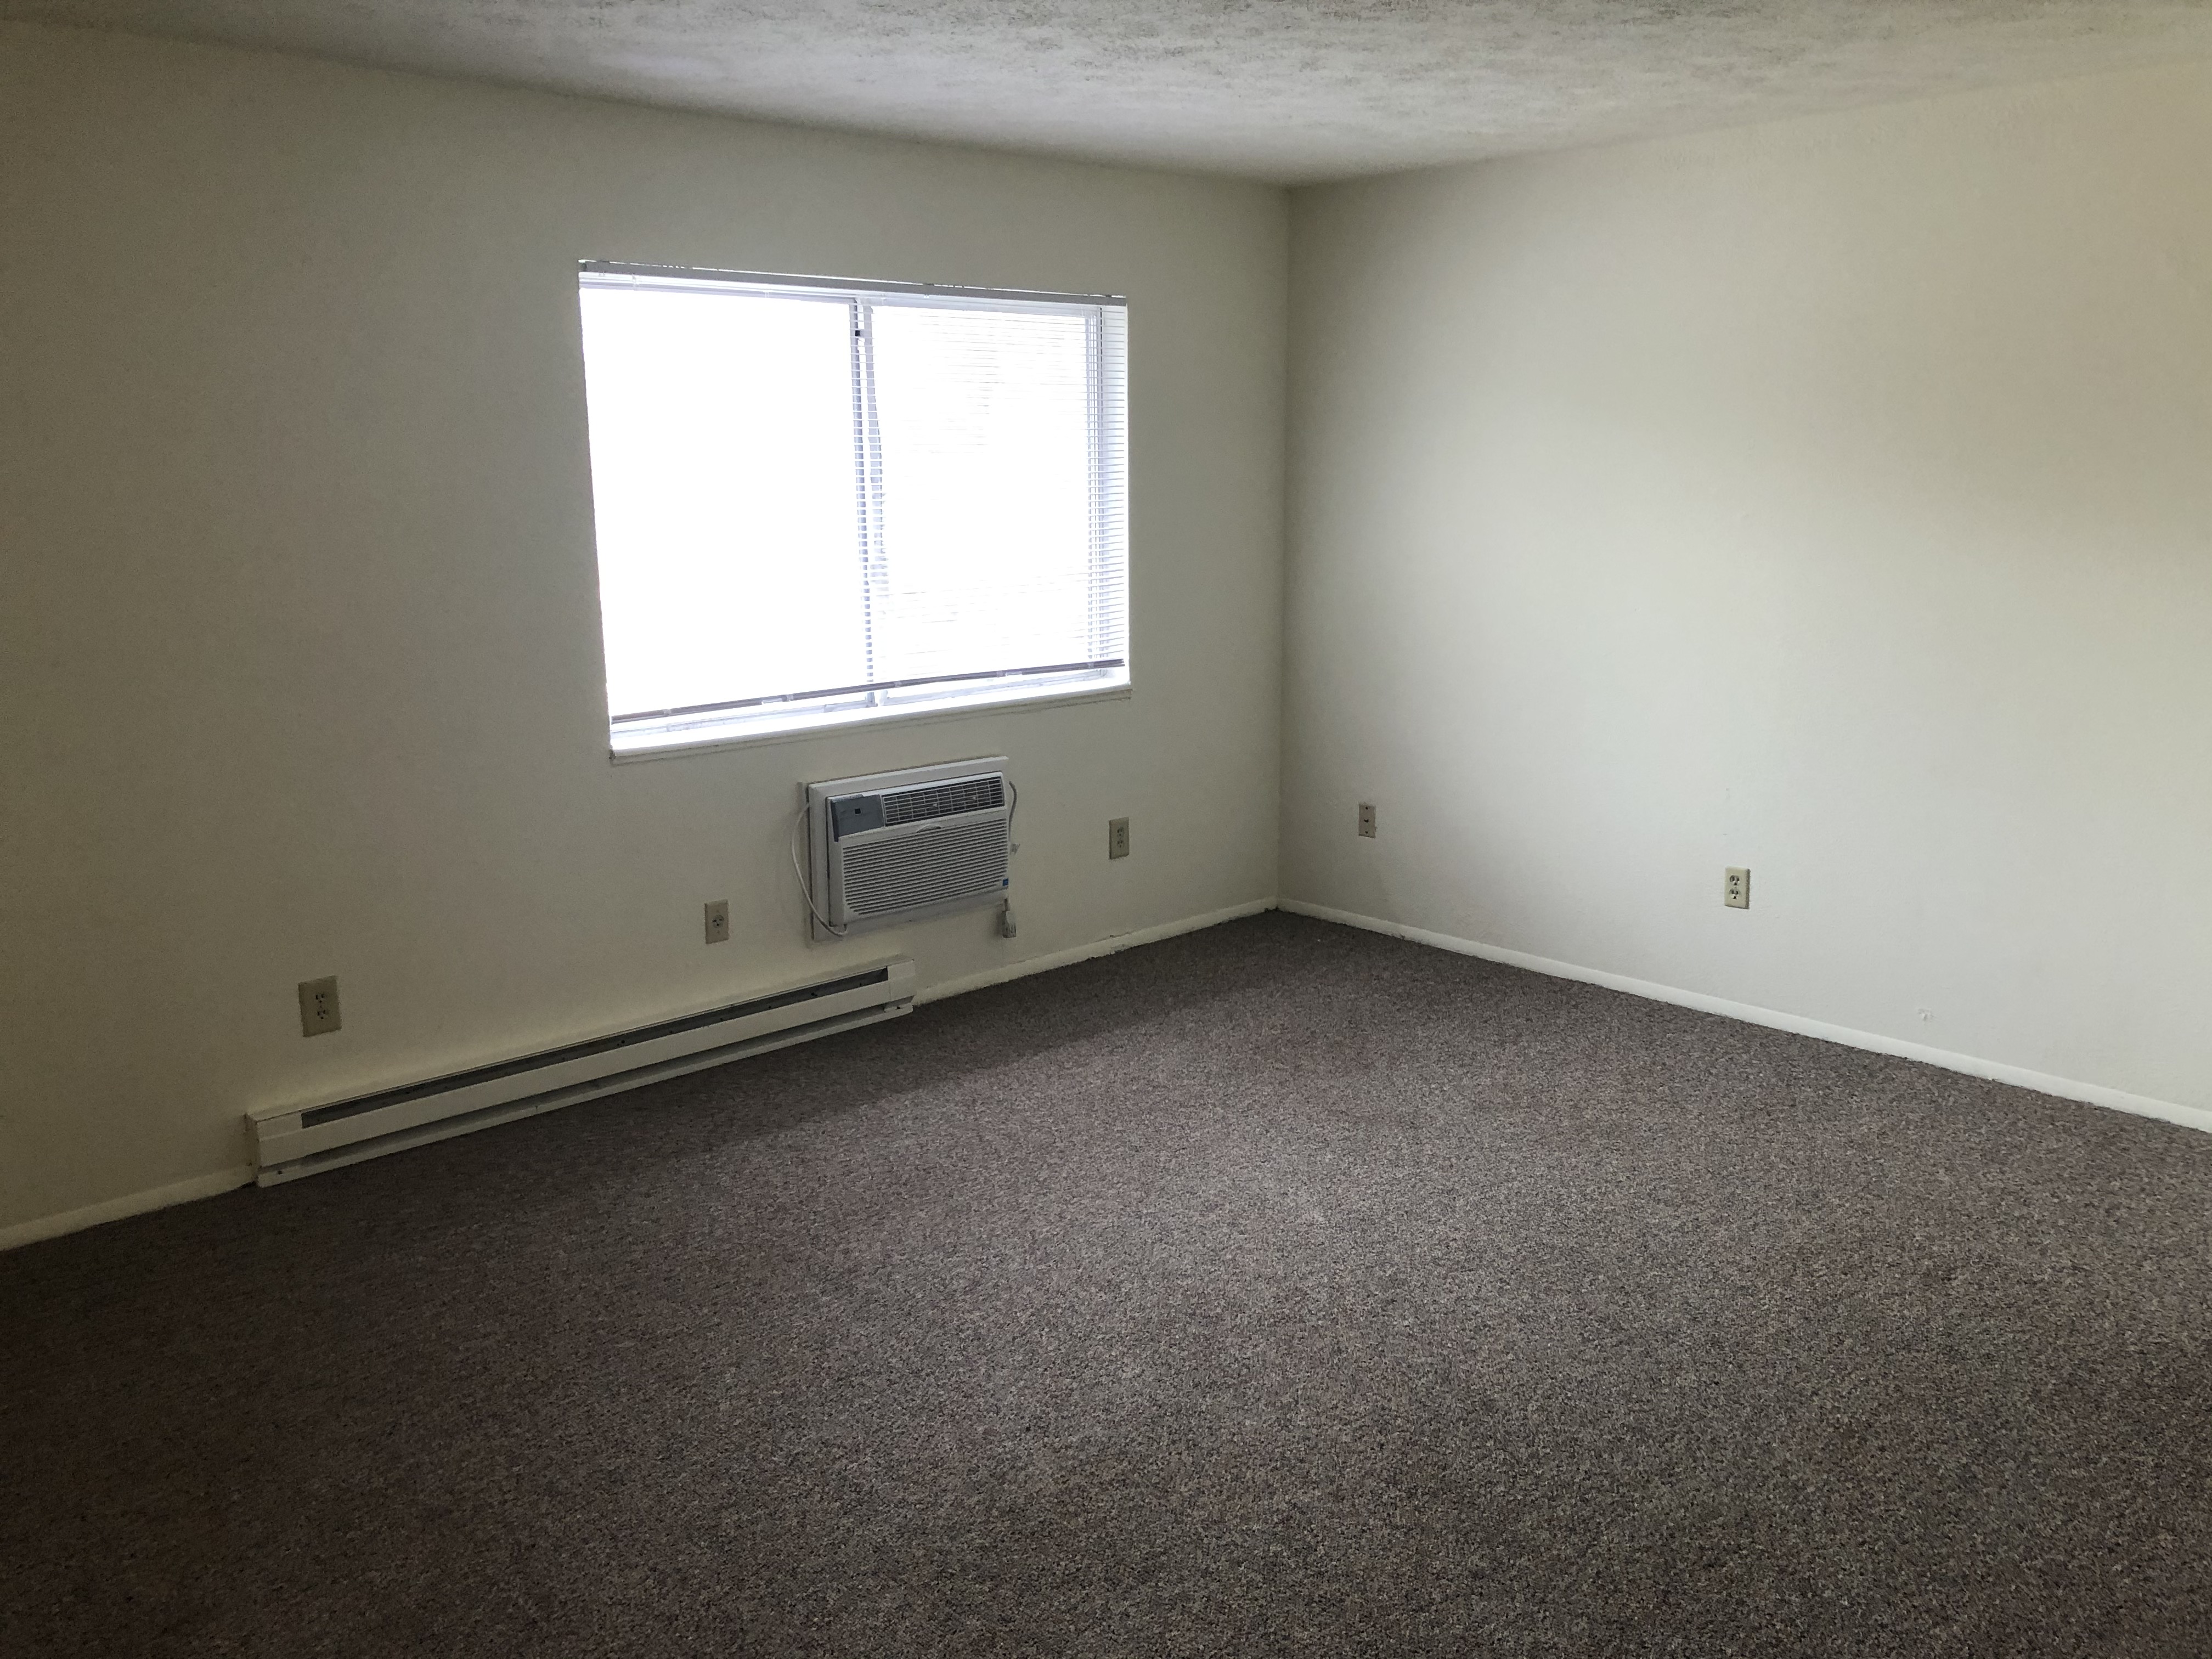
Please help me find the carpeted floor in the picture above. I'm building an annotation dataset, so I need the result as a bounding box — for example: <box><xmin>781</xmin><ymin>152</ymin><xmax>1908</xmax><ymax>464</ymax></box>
<box><xmin>5</xmin><ymin>912</ymin><xmax>2210</xmax><ymax>1657</ymax></box>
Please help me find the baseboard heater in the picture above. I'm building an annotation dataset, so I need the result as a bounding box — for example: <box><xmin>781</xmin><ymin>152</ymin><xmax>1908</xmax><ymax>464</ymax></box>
<box><xmin>246</xmin><ymin>958</ymin><xmax>915</xmax><ymax>1186</ymax></box>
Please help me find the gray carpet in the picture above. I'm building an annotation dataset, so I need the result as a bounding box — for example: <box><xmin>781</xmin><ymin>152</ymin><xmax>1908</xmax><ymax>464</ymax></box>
<box><xmin>5</xmin><ymin>912</ymin><xmax>2210</xmax><ymax>1657</ymax></box>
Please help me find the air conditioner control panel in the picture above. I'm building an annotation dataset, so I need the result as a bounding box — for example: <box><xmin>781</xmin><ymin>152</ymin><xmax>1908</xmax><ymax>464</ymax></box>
<box><xmin>830</xmin><ymin>794</ymin><xmax>885</xmax><ymax>839</ymax></box>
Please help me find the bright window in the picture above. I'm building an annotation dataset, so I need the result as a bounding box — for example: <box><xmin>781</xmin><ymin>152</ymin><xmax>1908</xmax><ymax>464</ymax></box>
<box><xmin>577</xmin><ymin>263</ymin><xmax>1129</xmax><ymax>753</ymax></box>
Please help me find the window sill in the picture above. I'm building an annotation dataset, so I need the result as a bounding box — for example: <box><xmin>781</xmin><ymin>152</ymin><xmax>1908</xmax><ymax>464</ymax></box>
<box><xmin>607</xmin><ymin>679</ymin><xmax>1133</xmax><ymax>764</ymax></box>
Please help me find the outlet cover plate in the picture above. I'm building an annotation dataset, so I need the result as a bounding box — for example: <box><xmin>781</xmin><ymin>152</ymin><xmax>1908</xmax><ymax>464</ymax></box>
<box><xmin>298</xmin><ymin>976</ymin><xmax>342</xmax><ymax>1037</ymax></box>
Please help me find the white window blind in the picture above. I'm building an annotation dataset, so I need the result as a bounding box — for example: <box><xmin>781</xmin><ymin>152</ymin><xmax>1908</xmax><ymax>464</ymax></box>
<box><xmin>577</xmin><ymin>264</ymin><xmax>1129</xmax><ymax>753</ymax></box>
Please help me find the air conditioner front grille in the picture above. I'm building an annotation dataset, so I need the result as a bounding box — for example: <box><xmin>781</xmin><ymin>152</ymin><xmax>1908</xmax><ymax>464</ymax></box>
<box><xmin>881</xmin><ymin>775</ymin><xmax>1005</xmax><ymax>825</ymax></box>
<box><xmin>806</xmin><ymin>758</ymin><xmax>1012</xmax><ymax>939</ymax></box>
<box><xmin>839</xmin><ymin>817</ymin><xmax>1010</xmax><ymax>917</ymax></box>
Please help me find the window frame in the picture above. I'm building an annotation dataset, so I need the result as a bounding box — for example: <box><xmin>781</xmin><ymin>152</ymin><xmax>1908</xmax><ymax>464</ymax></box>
<box><xmin>577</xmin><ymin>261</ymin><xmax>1131</xmax><ymax>760</ymax></box>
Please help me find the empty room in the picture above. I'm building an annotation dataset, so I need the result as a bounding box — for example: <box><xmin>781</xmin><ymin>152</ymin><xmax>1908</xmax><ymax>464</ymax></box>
<box><xmin>5</xmin><ymin>3</ymin><xmax>2211</xmax><ymax>1652</ymax></box>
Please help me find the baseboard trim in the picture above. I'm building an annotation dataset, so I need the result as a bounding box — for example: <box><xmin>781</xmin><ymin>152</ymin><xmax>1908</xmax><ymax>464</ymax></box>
<box><xmin>3</xmin><ymin>900</ymin><xmax>1283</xmax><ymax>1253</ymax></box>
<box><xmin>1281</xmin><ymin>899</ymin><xmax>2212</xmax><ymax>1138</ymax></box>
<box><xmin>917</xmin><ymin>898</ymin><xmax>1278</xmax><ymax>1006</ymax></box>
<box><xmin>0</xmin><ymin>1166</ymin><xmax>256</xmax><ymax>1255</ymax></box>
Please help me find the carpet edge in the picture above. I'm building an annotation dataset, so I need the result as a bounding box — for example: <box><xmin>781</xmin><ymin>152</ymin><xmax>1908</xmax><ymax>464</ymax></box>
<box><xmin>1</xmin><ymin>902</ymin><xmax>1281</xmax><ymax>1254</ymax></box>
<box><xmin>1280</xmin><ymin>899</ymin><xmax>2212</xmax><ymax>1138</ymax></box>
<box><xmin>916</xmin><ymin>897</ymin><xmax>1278</xmax><ymax>1005</ymax></box>
<box><xmin>0</xmin><ymin>1166</ymin><xmax>257</xmax><ymax>1255</ymax></box>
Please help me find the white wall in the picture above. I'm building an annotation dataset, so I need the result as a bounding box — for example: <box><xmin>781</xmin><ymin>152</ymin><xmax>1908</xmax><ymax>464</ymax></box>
<box><xmin>0</xmin><ymin>25</ymin><xmax>1286</xmax><ymax>1240</ymax></box>
<box><xmin>1285</xmin><ymin>60</ymin><xmax>2212</xmax><ymax>1120</ymax></box>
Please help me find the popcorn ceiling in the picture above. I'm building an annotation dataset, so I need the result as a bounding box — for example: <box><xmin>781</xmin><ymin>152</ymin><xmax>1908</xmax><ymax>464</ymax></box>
<box><xmin>13</xmin><ymin>0</ymin><xmax>2212</xmax><ymax>179</ymax></box>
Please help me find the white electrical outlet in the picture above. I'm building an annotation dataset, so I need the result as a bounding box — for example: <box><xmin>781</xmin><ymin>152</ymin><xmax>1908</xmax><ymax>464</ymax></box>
<box><xmin>1357</xmin><ymin>802</ymin><xmax>1376</xmax><ymax>839</ymax></box>
<box><xmin>1724</xmin><ymin>867</ymin><xmax>1750</xmax><ymax>909</ymax></box>
<box><xmin>704</xmin><ymin>899</ymin><xmax>731</xmax><ymax>944</ymax></box>
<box><xmin>297</xmin><ymin>976</ymin><xmax>341</xmax><ymax>1037</ymax></box>
<box><xmin>1108</xmin><ymin>817</ymin><xmax>1130</xmax><ymax>860</ymax></box>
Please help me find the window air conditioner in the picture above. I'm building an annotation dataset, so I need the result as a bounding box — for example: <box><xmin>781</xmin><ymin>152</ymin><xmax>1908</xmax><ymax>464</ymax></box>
<box><xmin>802</xmin><ymin>758</ymin><xmax>1013</xmax><ymax>941</ymax></box>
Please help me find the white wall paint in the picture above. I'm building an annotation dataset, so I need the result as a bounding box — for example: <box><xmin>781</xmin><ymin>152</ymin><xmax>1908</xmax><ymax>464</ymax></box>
<box><xmin>1285</xmin><ymin>59</ymin><xmax>2212</xmax><ymax>1120</ymax></box>
<box><xmin>0</xmin><ymin>25</ymin><xmax>1286</xmax><ymax>1238</ymax></box>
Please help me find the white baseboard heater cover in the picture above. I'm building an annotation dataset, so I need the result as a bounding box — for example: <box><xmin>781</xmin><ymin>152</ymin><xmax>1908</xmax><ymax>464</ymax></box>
<box><xmin>246</xmin><ymin>957</ymin><xmax>915</xmax><ymax>1186</ymax></box>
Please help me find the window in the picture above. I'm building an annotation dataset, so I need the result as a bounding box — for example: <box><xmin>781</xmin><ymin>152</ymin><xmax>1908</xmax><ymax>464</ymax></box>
<box><xmin>576</xmin><ymin>262</ymin><xmax>1129</xmax><ymax>754</ymax></box>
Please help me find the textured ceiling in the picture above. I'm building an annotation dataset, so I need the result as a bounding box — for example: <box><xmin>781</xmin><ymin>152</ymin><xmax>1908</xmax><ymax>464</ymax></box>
<box><xmin>12</xmin><ymin>1</ymin><xmax>2212</xmax><ymax>181</ymax></box>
